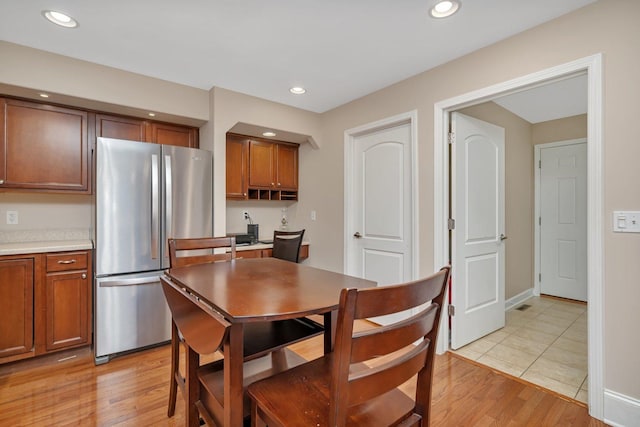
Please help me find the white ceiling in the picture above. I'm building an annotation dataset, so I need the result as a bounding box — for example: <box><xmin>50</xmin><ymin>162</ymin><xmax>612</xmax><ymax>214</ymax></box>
<box><xmin>0</xmin><ymin>0</ymin><xmax>595</xmax><ymax>115</ymax></box>
<box><xmin>494</xmin><ymin>74</ymin><xmax>588</xmax><ymax>123</ymax></box>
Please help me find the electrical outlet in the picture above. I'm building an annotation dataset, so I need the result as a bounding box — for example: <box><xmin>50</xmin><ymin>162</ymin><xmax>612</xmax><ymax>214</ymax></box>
<box><xmin>242</xmin><ymin>210</ymin><xmax>250</xmax><ymax>221</ymax></box>
<box><xmin>7</xmin><ymin>210</ymin><xmax>19</xmax><ymax>225</ymax></box>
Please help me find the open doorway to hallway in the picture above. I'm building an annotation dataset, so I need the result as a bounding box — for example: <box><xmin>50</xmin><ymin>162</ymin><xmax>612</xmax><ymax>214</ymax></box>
<box><xmin>436</xmin><ymin>57</ymin><xmax>602</xmax><ymax>410</ymax></box>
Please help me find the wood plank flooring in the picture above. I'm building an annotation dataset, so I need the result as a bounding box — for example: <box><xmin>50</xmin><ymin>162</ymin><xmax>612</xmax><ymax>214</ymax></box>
<box><xmin>0</xmin><ymin>337</ymin><xmax>608</xmax><ymax>426</ymax></box>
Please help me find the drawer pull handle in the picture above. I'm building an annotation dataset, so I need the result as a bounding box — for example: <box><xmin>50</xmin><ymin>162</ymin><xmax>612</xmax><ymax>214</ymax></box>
<box><xmin>57</xmin><ymin>259</ymin><xmax>77</xmax><ymax>264</ymax></box>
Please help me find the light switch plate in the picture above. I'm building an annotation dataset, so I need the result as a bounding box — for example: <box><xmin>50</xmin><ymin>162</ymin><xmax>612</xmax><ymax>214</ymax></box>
<box><xmin>613</xmin><ymin>211</ymin><xmax>640</xmax><ymax>233</ymax></box>
<box><xmin>6</xmin><ymin>210</ymin><xmax>18</xmax><ymax>225</ymax></box>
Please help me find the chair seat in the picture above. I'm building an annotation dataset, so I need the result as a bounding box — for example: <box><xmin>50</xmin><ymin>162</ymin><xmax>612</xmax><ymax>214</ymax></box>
<box><xmin>199</xmin><ymin>349</ymin><xmax>309</xmax><ymax>424</ymax></box>
<box><xmin>247</xmin><ymin>354</ymin><xmax>417</xmax><ymax>426</ymax></box>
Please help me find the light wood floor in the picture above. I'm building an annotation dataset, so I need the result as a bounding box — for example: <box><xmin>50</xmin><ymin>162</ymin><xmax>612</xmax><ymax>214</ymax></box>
<box><xmin>0</xmin><ymin>336</ymin><xmax>608</xmax><ymax>426</ymax></box>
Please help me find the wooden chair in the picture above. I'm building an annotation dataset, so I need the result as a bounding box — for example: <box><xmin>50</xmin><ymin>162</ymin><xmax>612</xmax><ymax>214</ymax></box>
<box><xmin>167</xmin><ymin>236</ymin><xmax>237</xmax><ymax>417</ymax></box>
<box><xmin>272</xmin><ymin>229</ymin><xmax>305</xmax><ymax>263</ymax></box>
<box><xmin>168</xmin><ymin>236</ymin><xmax>236</xmax><ymax>268</ymax></box>
<box><xmin>247</xmin><ymin>266</ymin><xmax>451</xmax><ymax>427</ymax></box>
<box><xmin>165</xmin><ymin>237</ymin><xmax>324</xmax><ymax>423</ymax></box>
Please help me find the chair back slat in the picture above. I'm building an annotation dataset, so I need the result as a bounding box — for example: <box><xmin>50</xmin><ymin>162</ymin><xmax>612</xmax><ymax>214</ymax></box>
<box><xmin>347</xmin><ymin>339</ymin><xmax>430</xmax><ymax>407</ymax></box>
<box><xmin>350</xmin><ymin>304</ymin><xmax>438</xmax><ymax>363</ymax></box>
<box><xmin>272</xmin><ymin>229</ymin><xmax>305</xmax><ymax>263</ymax></box>
<box><xmin>160</xmin><ymin>275</ymin><xmax>230</xmax><ymax>355</ymax></box>
<box><xmin>169</xmin><ymin>237</ymin><xmax>236</xmax><ymax>268</ymax></box>
<box><xmin>353</xmin><ymin>271</ymin><xmax>447</xmax><ymax>319</ymax></box>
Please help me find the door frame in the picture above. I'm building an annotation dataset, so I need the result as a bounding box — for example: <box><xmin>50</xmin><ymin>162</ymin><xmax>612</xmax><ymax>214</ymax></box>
<box><xmin>534</xmin><ymin>138</ymin><xmax>588</xmax><ymax>298</ymax></box>
<box><xmin>344</xmin><ymin>110</ymin><xmax>419</xmax><ymax>280</ymax></box>
<box><xmin>433</xmin><ymin>54</ymin><xmax>603</xmax><ymax>418</ymax></box>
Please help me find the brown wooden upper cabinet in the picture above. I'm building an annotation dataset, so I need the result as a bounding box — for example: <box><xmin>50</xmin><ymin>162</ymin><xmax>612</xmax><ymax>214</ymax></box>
<box><xmin>96</xmin><ymin>114</ymin><xmax>199</xmax><ymax>148</ymax></box>
<box><xmin>149</xmin><ymin>122</ymin><xmax>198</xmax><ymax>148</ymax></box>
<box><xmin>96</xmin><ymin>114</ymin><xmax>147</xmax><ymax>142</ymax></box>
<box><xmin>226</xmin><ymin>134</ymin><xmax>249</xmax><ymax>200</ymax></box>
<box><xmin>0</xmin><ymin>98</ymin><xmax>90</xmax><ymax>193</ymax></box>
<box><xmin>226</xmin><ymin>133</ymin><xmax>299</xmax><ymax>201</ymax></box>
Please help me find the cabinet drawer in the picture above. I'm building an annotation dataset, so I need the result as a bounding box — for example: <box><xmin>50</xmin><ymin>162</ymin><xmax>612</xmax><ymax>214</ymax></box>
<box><xmin>46</xmin><ymin>252</ymin><xmax>88</xmax><ymax>272</ymax></box>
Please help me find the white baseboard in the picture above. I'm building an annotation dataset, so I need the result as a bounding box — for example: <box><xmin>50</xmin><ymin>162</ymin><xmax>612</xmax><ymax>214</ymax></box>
<box><xmin>504</xmin><ymin>289</ymin><xmax>534</xmax><ymax>311</ymax></box>
<box><xmin>604</xmin><ymin>389</ymin><xmax>640</xmax><ymax>427</ymax></box>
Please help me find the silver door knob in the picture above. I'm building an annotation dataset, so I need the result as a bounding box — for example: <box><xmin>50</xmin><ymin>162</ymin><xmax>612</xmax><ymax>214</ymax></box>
<box><xmin>0</xmin><ymin>179</ymin><xmax>4</xmax><ymax>184</ymax></box>
<box><xmin>500</xmin><ymin>234</ymin><xmax>508</xmax><ymax>241</ymax></box>
<box><xmin>353</xmin><ymin>232</ymin><xmax>362</xmax><ymax>238</ymax></box>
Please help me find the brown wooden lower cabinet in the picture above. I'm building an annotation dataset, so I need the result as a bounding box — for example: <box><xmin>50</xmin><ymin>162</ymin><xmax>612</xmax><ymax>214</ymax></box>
<box><xmin>0</xmin><ymin>257</ymin><xmax>34</xmax><ymax>361</ymax></box>
<box><xmin>0</xmin><ymin>250</ymin><xmax>92</xmax><ymax>365</ymax></box>
<box><xmin>43</xmin><ymin>252</ymin><xmax>91</xmax><ymax>352</ymax></box>
<box><xmin>237</xmin><ymin>244</ymin><xmax>308</xmax><ymax>261</ymax></box>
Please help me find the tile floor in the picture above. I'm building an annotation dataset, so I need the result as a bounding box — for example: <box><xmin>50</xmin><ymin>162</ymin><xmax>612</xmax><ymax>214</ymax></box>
<box><xmin>451</xmin><ymin>296</ymin><xmax>588</xmax><ymax>403</ymax></box>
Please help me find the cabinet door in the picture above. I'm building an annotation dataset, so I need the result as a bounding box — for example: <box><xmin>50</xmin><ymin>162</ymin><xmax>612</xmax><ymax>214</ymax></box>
<box><xmin>149</xmin><ymin>122</ymin><xmax>199</xmax><ymax>148</ymax></box>
<box><xmin>96</xmin><ymin>114</ymin><xmax>147</xmax><ymax>141</ymax></box>
<box><xmin>276</xmin><ymin>143</ymin><xmax>298</xmax><ymax>190</ymax></box>
<box><xmin>2</xmin><ymin>99</ymin><xmax>89</xmax><ymax>193</ymax></box>
<box><xmin>0</xmin><ymin>258</ymin><xmax>34</xmax><ymax>358</ymax></box>
<box><xmin>45</xmin><ymin>270</ymin><xmax>89</xmax><ymax>351</ymax></box>
<box><xmin>226</xmin><ymin>134</ymin><xmax>249</xmax><ymax>199</ymax></box>
<box><xmin>249</xmin><ymin>140</ymin><xmax>275</xmax><ymax>188</ymax></box>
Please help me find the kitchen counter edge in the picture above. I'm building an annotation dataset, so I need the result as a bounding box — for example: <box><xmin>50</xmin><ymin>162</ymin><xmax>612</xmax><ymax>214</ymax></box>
<box><xmin>0</xmin><ymin>240</ymin><xmax>94</xmax><ymax>256</ymax></box>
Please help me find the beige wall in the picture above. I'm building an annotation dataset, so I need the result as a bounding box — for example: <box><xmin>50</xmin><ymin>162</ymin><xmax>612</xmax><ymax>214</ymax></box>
<box><xmin>314</xmin><ymin>0</ymin><xmax>640</xmax><ymax>402</ymax></box>
<box><xmin>458</xmin><ymin>103</ymin><xmax>534</xmax><ymax>300</ymax></box>
<box><xmin>0</xmin><ymin>41</ymin><xmax>209</xmax><ymax>125</ymax></box>
<box><xmin>532</xmin><ymin>114</ymin><xmax>587</xmax><ymax>145</ymax></box>
<box><xmin>210</xmin><ymin>87</ymin><xmax>322</xmax><ymax>242</ymax></box>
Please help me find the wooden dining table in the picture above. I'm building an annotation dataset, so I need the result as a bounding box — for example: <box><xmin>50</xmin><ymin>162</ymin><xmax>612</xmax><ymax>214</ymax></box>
<box><xmin>164</xmin><ymin>256</ymin><xmax>376</xmax><ymax>427</ymax></box>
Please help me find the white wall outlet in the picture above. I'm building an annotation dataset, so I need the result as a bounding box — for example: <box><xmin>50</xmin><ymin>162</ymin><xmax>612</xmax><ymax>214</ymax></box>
<box><xmin>7</xmin><ymin>210</ymin><xmax>19</xmax><ymax>225</ymax></box>
<box><xmin>310</xmin><ymin>210</ymin><xmax>317</xmax><ymax>221</ymax></box>
<box><xmin>242</xmin><ymin>210</ymin><xmax>250</xmax><ymax>221</ymax></box>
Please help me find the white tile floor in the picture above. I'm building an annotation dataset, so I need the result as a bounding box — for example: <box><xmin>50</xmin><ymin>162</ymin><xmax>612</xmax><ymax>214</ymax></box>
<box><xmin>451</xmin><ymin>296</ymin><xmax>588</xmax><ymax>403</ymax></box>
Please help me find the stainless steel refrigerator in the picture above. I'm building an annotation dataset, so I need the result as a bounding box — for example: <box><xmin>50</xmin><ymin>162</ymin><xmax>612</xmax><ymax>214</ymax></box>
<box><xmin>93</xmin><ymin>137</ymin><xmax>212</xmax><ymax>364</ymax></box>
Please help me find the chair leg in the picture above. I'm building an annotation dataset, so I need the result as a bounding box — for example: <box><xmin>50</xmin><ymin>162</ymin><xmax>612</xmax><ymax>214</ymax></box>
<box><xmin>168</xmin><ymin>320</ymin><xmax>179</xmax><ymax>417</ymax></box>
<box><xmin>251</xmin><ymin>401</ymin><xmax>267</xmax><ymax>427</ymax></box>
<box><xmin>185</xmin><ymin>345</ymin><xmax>201</xmax><ymax>427</ymax></box>
<box><xmin>271</xmin><ymin>348</ymin><xmax>288</xmax><ymax>373</ymax></box>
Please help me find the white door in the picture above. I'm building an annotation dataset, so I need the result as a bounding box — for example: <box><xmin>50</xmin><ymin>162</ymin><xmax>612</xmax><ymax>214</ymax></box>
<box><xmin>539</xmin><ymin>142</ymin><xmax>587</xmax><ymax>301</ymax></box>
<box><xmin>347</xmin><ymin>122</ymin><xmax>413</xmax><ymax>325</ymax></box>
<box><xmin>451</xmin><ymin>112</ymin><xmax>506</xmax><ymax>349</ymax></box>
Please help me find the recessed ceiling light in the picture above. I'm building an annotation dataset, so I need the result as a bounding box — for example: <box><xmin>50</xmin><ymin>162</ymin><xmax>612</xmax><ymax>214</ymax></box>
<box><xmin>262</xmin><ymin>131</ymin><xmax>276</xmax><ymax>137</ymax></box>
<box><xmin>148</xmin><ymin>112</ymin><xmax>156</xmax><ymax>117</ymax></box>
<box><xmin>42</xmin><ymin>10</ymin><xmax>78</xmax><ymax>28</ymax></box>
<box><xmin>289</xmin><ymin>87</ymin><xmax>306</xmax><ymax>95</ymax></box>
<box><xmin>39</xmin><ymin>93</ymin><xmax>50</xmax><ymax>98</ymax></box>
<box><xmin>430</xmin><ymin>0</ymin><xmax>460</xmax><ymax>18</ymax></box>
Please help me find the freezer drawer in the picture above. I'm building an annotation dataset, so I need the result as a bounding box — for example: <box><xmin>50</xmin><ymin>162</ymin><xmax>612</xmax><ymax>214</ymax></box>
<box><xmin>95</xmin><ymin>271</ymin><xmax>171</xmax><ymax>363</ymax></box>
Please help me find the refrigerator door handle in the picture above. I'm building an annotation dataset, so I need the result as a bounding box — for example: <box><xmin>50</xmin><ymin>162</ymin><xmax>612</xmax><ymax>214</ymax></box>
<box><xmin>165</xmin><ymin>154</ymin><xmax>173</xmax><ymax>243</ymax></box>
<box><xmin>99</xmin><ymin>276</ymin><xmax>161</xmax><ymax>287</ymax></box>
<box><xmin>151</xmin><ymin>154</ymin><xmax>159</xmax><ymax>260</ymax></box>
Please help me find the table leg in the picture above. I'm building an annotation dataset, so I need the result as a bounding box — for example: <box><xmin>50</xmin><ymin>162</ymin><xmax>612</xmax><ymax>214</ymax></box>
<box><xmin>224</xmin><ymin>322</ymin><xmax>244</xmax><ymax>427</ymax></box>
<box><xmin>323</xmin><ymin>310</ymin><xmax>338</xmax><ymax>354</ymax></box>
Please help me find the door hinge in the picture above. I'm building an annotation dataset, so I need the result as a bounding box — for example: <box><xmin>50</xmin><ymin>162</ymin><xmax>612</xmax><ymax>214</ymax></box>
<box><xmin>539</xmin><ymin>217</ymin><xmax>542</xmax><ymax>226</ymax></box>
<box><xmin>539</xmin><ymin>160</ymin><xmax>542</xmax><ymax>169</ymax></box>
<box><xmin>448</xmin><ymin>218</ymin><xmax>456</xmax><ymax>230</ymax></box>
<box><xmin>448</xmin><ymin>132</ymin><xmax>455</xmax><ymax>144</ymax></box>
<box><xmin>539</xmin><ymin>273</ymin><xmax>542</xmax><ymax>282</ymax></box>
<box><xmin>448</xmin><ymin>305</ymin><xmax>455</xmax><ymax>316</ymax></box>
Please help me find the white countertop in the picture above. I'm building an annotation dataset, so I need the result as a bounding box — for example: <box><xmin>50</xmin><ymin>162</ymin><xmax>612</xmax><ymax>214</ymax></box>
<box><xmin>0</xmin><ymin>240</ymin><xmax>94</xmax><ymax>256</ymax></box>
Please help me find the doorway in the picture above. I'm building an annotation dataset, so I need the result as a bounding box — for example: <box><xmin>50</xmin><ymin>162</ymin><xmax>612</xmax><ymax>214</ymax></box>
<box><xmin>434</xmin><ymin>55</ymin><xmax>603</xmax><ymax>419</ymax></box>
